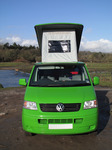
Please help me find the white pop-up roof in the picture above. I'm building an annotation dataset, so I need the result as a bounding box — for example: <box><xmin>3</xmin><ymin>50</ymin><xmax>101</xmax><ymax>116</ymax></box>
<box><xmin>35</xmin><ymin>23</ymin><xmax>83</xmax><ymax>62</ymax></box>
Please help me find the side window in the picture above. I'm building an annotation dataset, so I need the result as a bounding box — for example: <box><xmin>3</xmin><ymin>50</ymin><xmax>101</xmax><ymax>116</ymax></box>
<box><xmin>48</xmin><ymin>40</ymin><xmax>71</xmax><ymax>53</ymax></box>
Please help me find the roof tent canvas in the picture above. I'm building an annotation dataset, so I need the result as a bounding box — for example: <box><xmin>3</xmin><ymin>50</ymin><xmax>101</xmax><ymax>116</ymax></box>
<box><xmin>34</xmin><ymin>23</ymin><xmax>83</xmax><ymax>62</ymax></box>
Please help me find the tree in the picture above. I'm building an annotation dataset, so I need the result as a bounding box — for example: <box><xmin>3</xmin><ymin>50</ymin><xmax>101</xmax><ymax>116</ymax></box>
<box><xmin>3</xmin><ymin>42</ymin><xmax>9</xmax><ymax>49</ymax></box>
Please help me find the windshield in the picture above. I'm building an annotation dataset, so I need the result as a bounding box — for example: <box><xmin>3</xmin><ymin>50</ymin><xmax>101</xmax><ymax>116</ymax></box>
<box><xmin>29</xmin><ymin>64</ymin><xmax>91</xmax><ymax>87</ymax></box>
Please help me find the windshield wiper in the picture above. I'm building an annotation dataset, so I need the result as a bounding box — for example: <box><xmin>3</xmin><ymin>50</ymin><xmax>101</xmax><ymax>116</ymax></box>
<box><xmin>30</xmin><ymin>82</ymin><xmax>91</xmax><ymax>87</ymax></box>
<box><xmin>73</xmin><ymin>83</ymin><xmax>91</xmax><ymax>86</ymax></box>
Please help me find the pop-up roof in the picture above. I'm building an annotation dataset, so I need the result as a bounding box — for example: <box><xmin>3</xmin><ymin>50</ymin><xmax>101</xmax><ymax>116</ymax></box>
<box><xmin>34</xmin><ymin>23</ymin><xmax>83</xmax><ymax>62</ymax></box>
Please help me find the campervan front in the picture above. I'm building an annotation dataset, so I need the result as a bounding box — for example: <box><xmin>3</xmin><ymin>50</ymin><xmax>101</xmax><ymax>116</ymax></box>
<box><xmin>19</xmin><ymin>23</ymin><xmax>99</xmax><ymax>135</ymax></box>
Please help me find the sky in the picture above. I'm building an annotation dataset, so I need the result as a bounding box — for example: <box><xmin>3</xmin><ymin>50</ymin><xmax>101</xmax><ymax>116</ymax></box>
<box><xmin>0</xmin><ymin>0</ymin><xmax>112</xmax><ymax>53</ymax></box>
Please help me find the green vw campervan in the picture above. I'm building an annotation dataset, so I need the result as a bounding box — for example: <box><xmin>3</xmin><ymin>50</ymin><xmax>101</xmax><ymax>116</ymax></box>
<box><xmin>19</xmin><ymin>23</ymin><xmax>99</xmax><ymax>135</ymax></box>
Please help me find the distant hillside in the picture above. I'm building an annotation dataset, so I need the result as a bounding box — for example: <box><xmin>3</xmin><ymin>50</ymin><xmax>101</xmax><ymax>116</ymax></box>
<box><xmin>78</xmin><ymin>51</ymin><xmax>112</xmax><ymax>63</ymax></box>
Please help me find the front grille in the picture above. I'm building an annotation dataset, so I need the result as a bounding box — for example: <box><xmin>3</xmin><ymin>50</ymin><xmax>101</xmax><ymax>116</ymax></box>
<box><xmin>40</xmin><ymin>103</ymin><xmax>81</xmax><ymax>112</ymax></box>
<box><xmin>38</xmin><ymin>119</ymin><xmax>73</xmax><ymax>124</ymax></box>
<box><xmin>48</xmin><ymin>119</ymin><xmax>73</xmax><ymax>124</ymax></box>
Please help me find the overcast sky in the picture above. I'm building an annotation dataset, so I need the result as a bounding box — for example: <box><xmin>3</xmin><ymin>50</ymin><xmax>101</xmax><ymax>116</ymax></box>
<box><xmin>0</xmin><ymin>0</ymin><xmax>112</xmax><ymax>53</ymax></box>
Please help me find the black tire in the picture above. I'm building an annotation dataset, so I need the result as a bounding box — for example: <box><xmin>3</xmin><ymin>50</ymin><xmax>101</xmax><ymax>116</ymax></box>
<box><xmin>25</xmin><ymin>131</ymin><xmax>36</xmax><ymax>136</ymax></box>
<box><xmin>88</xmin><ymin>129</ymin><xmax>98</xmax><ymax>136</ymax></box>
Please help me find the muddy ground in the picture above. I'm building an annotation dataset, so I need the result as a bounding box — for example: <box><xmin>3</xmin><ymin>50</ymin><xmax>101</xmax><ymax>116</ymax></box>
<box><xmin>0</xmin><ymin>86</ymin><xmax>112</xmax><ymax>150</ymax></box>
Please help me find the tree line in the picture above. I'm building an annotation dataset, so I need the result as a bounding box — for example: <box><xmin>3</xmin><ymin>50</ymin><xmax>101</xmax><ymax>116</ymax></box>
<box><xmin>78</xmin><ymin>51</ymin><xmax>112</xmax><ymax>63</ymax></box>
<box><xmin>0</xmin><ymin>42</ymin><xmax>41</xmax><ymax>62</ymax></box>
<box><xmin>0</xmin><ymin>42</ymin><xmax>112</xmax><ymax>63</ymax></box>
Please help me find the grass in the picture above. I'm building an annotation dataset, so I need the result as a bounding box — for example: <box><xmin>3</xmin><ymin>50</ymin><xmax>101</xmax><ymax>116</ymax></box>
<box><xmin>85</xmin><ymin>62</ymin><xmax>112</xmax><ymax>88</ymax></box>
<box><xmin>86</xmin><ymin>62</ymin><xmax>112</xmax><ymax>72</ymax></box>
<box><xmin>0</xmin><ymin>86</ymin><xmax>25</xmax><ymax>90</ymax></box>
<box><xmin>0</xmin><ymin>62</ymin><xmax>34</xmax><ymax>73</ymax></box>
<box><xmin>90</xmin><ymin>74</ymin><xmax>112</xmax><ymax>88</ymax></box>
<box><xmin>0</xmin><ymin>62</ymin><xmax>23</xmax><ymax>66</ymax></box>
<box><xmin>99</xmin><ymin>81</ymin><xmax>112</xmax><ymax>88</ymax></box>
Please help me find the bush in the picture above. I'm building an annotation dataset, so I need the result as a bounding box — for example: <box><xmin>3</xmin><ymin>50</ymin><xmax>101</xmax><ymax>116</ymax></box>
<box><xmin>2</xmin><ymin>49</ymin><xmax>19</xmax><ymax>62</ymax></box>
<box><xmin>78</xmin><ymin>51</ymin><xmax>112</xmax><ymax>63</ymax></box>
<box><xmin>0</xmin><ymin>83</ymin><xmax>3</xmax><ymax>88</ymax></box>
<box><xmin>19</xmin><ymin>49</ymin><xmax>38</xmax><ymax>62</ymax></box>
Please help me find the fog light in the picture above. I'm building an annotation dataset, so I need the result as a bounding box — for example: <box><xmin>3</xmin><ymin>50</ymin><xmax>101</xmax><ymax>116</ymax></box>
<box><xmin>89</xmin><ymin>125</ymin><xmax>96</xmax><ymax>130</ymax></box>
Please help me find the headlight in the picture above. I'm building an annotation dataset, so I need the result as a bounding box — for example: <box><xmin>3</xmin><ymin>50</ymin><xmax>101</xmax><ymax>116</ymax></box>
<box><xmin>23</xmin><ymin>101</ymin><xmax>37</xmax><ymax>110</ymax></box>
<box><xmin>84</xmin><ymin>100</ymin><xmax>97</xmax><ymax>109</ymax></box>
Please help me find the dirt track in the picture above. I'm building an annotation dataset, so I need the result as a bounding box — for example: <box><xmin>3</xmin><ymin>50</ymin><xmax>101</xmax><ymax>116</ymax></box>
<box><xmin>0</xmin><ymin>86</ymin><xmax>112</xmax><ymax>150</ymax></box>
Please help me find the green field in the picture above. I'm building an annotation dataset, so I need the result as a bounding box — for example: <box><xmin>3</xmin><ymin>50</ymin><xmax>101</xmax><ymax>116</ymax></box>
<box><xmin>0</xmin><ymin>62</ymin><xmax>112</xmax><ymax>87</ymax></box>
<box><xmin>86</xmin><ymin>62</ymin><xmax>112</xmax><ymax>71</ymax></box>
<box><xmin>0</xmin><ymin>62</ymin><xmax>34</xmax><ymax>73</ymax></box>
<box><xmin>86</xmin><ymin>63</ymin><xmax>112</xmax><ymax>87</ymax></box>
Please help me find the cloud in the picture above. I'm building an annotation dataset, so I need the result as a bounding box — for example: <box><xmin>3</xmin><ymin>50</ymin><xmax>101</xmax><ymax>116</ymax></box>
<box><xmin>0</xmin><ymin>36</ymin><xmax>112</xmax><ymax>53</ymax></box>
<box><xmin>0</xmin><ymin>36</ymin><xmax>21</xmax><ymax>44</ymax></box>
<box><xmin>0</xmin><ymin>36</ymin><xmax>38</xmax><ymax>47</ymax></box>
<box><xmin>80</xmin><ymin>38</ymin><xmax>112</xmax><ymax>53</ymax></box>
<box><xmin>21</xmin><ymin>39</ymin><xmax>37</xmax><ymax>46</ymax></box>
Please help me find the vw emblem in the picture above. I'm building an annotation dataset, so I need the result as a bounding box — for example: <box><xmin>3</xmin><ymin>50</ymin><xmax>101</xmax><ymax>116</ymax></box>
<box><xmin>56</xmin><ymin>103</ymin><xmax>64</xmax><ymax>112</ymax></box>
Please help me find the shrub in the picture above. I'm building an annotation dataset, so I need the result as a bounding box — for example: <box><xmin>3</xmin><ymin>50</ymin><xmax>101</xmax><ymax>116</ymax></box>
<box><xmin>0</xmin><ymin>83</ymin><xmax>3</xmax><ymax>88</ymax></box>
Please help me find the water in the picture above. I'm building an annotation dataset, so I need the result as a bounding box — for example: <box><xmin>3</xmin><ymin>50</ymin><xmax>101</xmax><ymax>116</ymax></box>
<box><xmin>0</xmin><ymin>70</ymin><xmax>30</xmax><ymax>88</ymax></box>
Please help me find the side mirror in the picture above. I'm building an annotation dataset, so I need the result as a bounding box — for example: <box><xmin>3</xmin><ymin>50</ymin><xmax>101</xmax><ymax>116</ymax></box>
<box><xmin>93</xmin><ymin>76</ymin><xmax>99</xmax><ymax>86</ymax></box>
<box><xmin>19</xmin><ymin>79</ymin><xmax>27</xmax><ymax>86</ymax></box>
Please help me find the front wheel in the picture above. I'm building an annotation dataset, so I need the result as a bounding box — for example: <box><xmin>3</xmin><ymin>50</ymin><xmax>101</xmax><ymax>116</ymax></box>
<box><xmin>25</xmin><ymin>131</ymin><xmax>36</xmax><ymax>136</ymax></box>
<box><xmin>88</xmin><ymin>129</ymin><xmax>98</xmax><ymax>136</ymax></box>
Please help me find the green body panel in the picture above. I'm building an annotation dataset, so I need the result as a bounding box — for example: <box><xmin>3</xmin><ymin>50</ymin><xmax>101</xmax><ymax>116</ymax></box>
<box><xmin>24</xmin><ymin>86</ymin><xmax>96</xmax><ymax>104</ymax></box>
<box><xmin>22</xmin><ymin>108</ymin><xmax>98</xmax><ymax>135</ymax></box>
<box><xmin>93</xmin><ymin>76</ymin><xmax>100</xmax><ymax>85</ymax></box>
<box><xmin>19</xmin><ymin>79</ymin><xmax>27</xmax><ymax>86</ymax></box>
<box><xmin>35</xmin><ymin>22</ymin><xmax>83</xmax><ymax>27</ymax></box>
<box><xmin>21</xmin><ymin>62</ymin><xmax>98</xmax><ymax>135</ymax></box>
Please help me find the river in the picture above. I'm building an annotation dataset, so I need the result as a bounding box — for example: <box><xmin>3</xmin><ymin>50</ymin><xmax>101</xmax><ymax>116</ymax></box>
<box><xmin>0</xmin><ymin>70</ymin><xmax>30</xmax><ymax>88</ymax></box>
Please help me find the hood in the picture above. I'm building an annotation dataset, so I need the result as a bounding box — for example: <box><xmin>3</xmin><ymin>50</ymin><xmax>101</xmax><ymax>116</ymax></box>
<box><xmin>24</xmin><ymin>86</ymin><xmax>96</xmax><ymax>104</ymax></box>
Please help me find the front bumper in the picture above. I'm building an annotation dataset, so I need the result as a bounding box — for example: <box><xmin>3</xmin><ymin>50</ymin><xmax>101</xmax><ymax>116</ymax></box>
<box><xmin>22</xmin><ymin>108</ymin><xmax>98</xmax><ymax>135</ymax></box>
